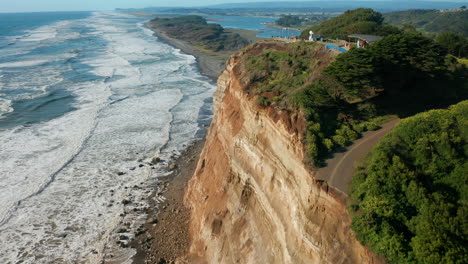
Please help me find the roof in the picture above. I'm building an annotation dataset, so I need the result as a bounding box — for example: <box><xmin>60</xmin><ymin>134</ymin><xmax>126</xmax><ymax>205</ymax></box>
<box><xmin>348</xmin><ymin>34</ymin><xmax>383</xmax><ymax>43</ymax></box>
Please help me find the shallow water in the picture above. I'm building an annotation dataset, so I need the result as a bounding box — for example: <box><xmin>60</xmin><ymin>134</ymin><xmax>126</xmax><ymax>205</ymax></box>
<box><xmin>204</xmin><ymin>15</ymin><xmax>301</xmax><ymax>38</ymax></box>
<box><xmin>0</xmin><ymin>11</ymin><xmax>215</xmax><ymax>263</ymax></box>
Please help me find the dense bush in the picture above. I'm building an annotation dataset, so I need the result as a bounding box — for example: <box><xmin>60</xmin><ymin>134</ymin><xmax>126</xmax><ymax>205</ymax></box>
<box><xmin>349</xmin><ymin>101</ymin><xmax>468</xmax><ymax>264</ymax></box>
<box><xmin>384</xmin><ymin>9</ymin><xmax>468</xmax><ymax>37</ymax></box>
<box><xmin>301</xmin><ymin>8</ymin><xmax>399</xmax><ymax>39</ymax></box>
<box><xmin>324</xmin><ymin>32</ymin><xmax>466</xmax><ymax>112</ymax></box>
<box><xmin>436</xmin><ymin>32</ymin><xmax>468</xmax><ymax>58</ymax></box>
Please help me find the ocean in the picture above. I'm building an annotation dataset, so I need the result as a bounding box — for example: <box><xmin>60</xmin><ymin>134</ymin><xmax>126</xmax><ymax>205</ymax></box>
<box><xmin>0</xmin><ymin>11</ymin><xmax>215</xmax><ymax>263</ymax></box>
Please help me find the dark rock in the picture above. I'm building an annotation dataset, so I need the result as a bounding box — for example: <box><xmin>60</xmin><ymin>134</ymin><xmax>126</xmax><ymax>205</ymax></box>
<box><xmin>135</xmin><ymin>228</ymin><xmax>146</xmax><ymax>236</ymax></box>
<box><xmin>151</xmin><ymin>157</ymin><xmax>161</xmax><ymax>164</ymax></box>
<box><xmin>129</xmin><ymin>167</ymin><xmax>136</xmax><ymax>171</ymax></box>
<box><xmin>147</xmin><ymin>218</ymin><xmax>158</xmax><ymax>224</ymax></box>
<box><xmin>117</xmin><ymin>228</ymin><xmax>127</xmax><ymax>233</ymax></box>
<box><xmin>117</xmin><ymin>172</ymin><xmax>125</xmax><ymax>176</ymax></box>
<box><xmin>157</xmin><ymin>258</ymin><xmax>167</xmax><ymax>264</ymax></box>
<box><xmin>120</xmin><ymin>242</ymin><xmax>129</xmax><ymax>248</ymax></box>
<box><xmin>119</xmin><ymin>235</ymin><xmax>129</xmax><ymax>240</ymax></box>
<box><xmin>121</xmin><ymin>199</ymin><xmax>132</xmax><ymax>205</ymax></box>
<box><xmin>139</xmin><ymin>164</ymin><xmax>144</xmax><ymax>168</ymax></box>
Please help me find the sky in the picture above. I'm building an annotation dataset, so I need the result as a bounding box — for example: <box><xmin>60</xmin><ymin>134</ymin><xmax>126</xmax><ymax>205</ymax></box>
<box><xmin>0</xmin><ymin>0</ymin><xmax>465</xmax><ymax>13</ymax></box>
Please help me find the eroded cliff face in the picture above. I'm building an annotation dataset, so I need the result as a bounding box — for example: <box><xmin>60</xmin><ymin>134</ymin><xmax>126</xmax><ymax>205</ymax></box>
<box><xmin>183</xmin><ymin>46</ymin><xmax>382</xmax><ymax>264</ymax></box>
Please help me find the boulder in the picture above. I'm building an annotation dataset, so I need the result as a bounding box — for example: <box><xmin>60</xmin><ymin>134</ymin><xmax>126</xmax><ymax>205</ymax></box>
<box><xmin>168</xmin><ymin>163</ymin><xmax>177</xmax><ymax>171</ymax></box>
<box><xmin>151</xmin><ymin>157</ymin><xmax>161</xmax><ymax>164</ymax></box>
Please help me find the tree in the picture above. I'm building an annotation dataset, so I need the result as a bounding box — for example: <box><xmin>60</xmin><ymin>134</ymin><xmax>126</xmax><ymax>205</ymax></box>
<box><xmin>324</xmin><ymin>48</ymin><xmax>381</xmax><ymax>102</ymax></box>
<box><xmin>349</xmin><ymin>101</ymin><xmax>468</xmax><ymax>264</ymax></box>
<box><xmin>435</xmin><ymin>32</ymin><xmax>467</xmax><ymax>58</ymax></box>
<box><xmin>301</xmin><ymin>8</ymin><xmax>385</xmax><ymax>39</ymax></box>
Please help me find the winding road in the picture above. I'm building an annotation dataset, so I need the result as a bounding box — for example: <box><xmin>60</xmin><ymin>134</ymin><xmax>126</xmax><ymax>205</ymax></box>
<box><xmin>316</xmin><ymin>118</ymin><xmax>400</xmax><ymax>194</ymax></box>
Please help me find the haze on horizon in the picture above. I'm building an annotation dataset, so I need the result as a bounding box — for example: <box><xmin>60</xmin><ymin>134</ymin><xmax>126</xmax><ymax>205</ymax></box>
<box><xmin>1</xmin><ymin>0</ymin><xmax>466</xmax><ymax>13</ymax></box>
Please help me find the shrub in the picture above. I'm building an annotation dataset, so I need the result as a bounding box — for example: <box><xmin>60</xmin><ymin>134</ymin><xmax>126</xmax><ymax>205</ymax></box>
<box><xmin>349</xmin><ymin>101</ymin><xmax>468</xmax><ymax>264</ymax></box>
<box><xmin>257</xmin><ymin>96</ymin><xmax>270</xmax><ymax>107</ymax></box>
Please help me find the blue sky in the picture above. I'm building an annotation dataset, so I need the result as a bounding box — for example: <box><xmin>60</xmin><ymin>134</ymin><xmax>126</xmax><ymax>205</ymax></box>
<box><xmin>1</xmin><ymin>0</ymin><xmax>465</xmax><ymax>13</ymax></box>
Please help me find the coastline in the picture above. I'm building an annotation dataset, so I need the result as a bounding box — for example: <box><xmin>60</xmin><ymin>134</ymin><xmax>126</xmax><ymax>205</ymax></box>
<box><xmin>144</xmin><ymin>22</ymin><xmax>227</xmax><ymax>82</ymax></box>
<box><xmin>132</xmin><ymin>19</ymin><xmax>262</xmax><ymax>263</ymax></box>
<box><xmin>131</xmin><ymin>22</ymin><xmax>227</xmax><ymax>263</ymax></box>
<box><xmin>132</xmin><ymin>140</ymin><xmax>204</xmax><ymax>264</ymax></box>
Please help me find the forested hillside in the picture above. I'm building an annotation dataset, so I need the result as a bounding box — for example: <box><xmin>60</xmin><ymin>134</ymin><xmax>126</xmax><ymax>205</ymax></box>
<box><xmin>300</xmin><ymin>8</ymin><xmax>400</xmax><ymax>39</ymax></box>
<box><xmin>384</xmin><ymin>9</ymin><xmax>468</xmax><ymax>37</ymax></box>
<box><xmin>349</xmin><ymin>101</ymin><xmax>468</xmax><ymax>263</ymax></box>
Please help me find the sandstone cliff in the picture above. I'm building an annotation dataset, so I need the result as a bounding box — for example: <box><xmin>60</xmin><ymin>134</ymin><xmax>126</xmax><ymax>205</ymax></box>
<box><xmin>183</xmin><ymin>43</ymin><xmax>383</xmax><ymax>264</ymax></box>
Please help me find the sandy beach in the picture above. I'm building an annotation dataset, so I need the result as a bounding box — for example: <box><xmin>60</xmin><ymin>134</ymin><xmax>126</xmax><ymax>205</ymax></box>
<box><xmin>131</xmin><ymin>140</ymin><xmax>204</xmax><ymax>264</ymax></box>
<box><xmin>129</xmin><ymin>23</ymin><xmax>228</xmax><ymax>264</ymax></box>
<box><xmin>128</xmin><ymin>19</ymin><xmax>264</xmax><ymax>263</ymax></box>
<box><xmin>145</xmin><ymin>23</ymin><xmax>227</xmax><ymax>82</ymax></box>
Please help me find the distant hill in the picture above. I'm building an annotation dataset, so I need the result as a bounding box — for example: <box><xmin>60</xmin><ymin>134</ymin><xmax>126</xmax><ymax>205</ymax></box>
<box><xmin>384</xmin><ymin>9</ymin><xmax>468</xmax><ymax>37</ymax></box>
<box><xmin>118</xmin><ymin>1</ymin><xmax>464</xmax><ymax>14</ymax></box>
<box><xmin>300</xmin><ymin>8</ymin><xmax>400</xmax><ymax>39</ymax></box>
<box><xmin>147</xmin><ymin>16</ymin><xmax>249</xmax><ymax>52</ymax></box>
<box><xmin>207</xmin><ymin>1</ymin><xmax>464</xmax><ymax>12</ymax></box>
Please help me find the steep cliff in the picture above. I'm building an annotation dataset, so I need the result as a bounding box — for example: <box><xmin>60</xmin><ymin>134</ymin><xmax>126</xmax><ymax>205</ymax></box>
<box><xmin>183</xmin><ymin>42</ymin><xmax>382</xmax><ymax>264</ymax></box>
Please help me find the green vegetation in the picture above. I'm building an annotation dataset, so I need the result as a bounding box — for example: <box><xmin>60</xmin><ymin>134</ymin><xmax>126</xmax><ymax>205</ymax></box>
<box><xmin>148</xmin><ymin>16</ymin><xmax>249</xmax><ymax>52</ymax></box>
<box><xmin>300</xmin><ymin>8</ymin><xmax>400</xmax><ymax>39</ymax></box>
<box><xmin>435</xmin><ymin>32</ymin><xmax>468</xmax><ymax>58</ymax></box>
<box><xmin>384</xmin><ymin>9</ymin><xmax>468</xmax><ymax>37</ymax></box>
<box><xmin>349</xmin><ymin>101</ymin><xmax>468</xmax><ymax>263</ymax></box>
<box><xmin>241</xmin><ymin>32</ymin><xmax>467</xmax><ymax>166</ymax></box>
<box><xmin>276</xmin><ymin>15</ymin><xmax>302</xmax><ymax>27</ymax></box>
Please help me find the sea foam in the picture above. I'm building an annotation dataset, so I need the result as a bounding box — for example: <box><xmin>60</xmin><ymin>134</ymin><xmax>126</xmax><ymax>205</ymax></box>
<box><xmin>0</xmin><ymin>11</ymin><xmax>215</xmax><ymax>264</ymax></box>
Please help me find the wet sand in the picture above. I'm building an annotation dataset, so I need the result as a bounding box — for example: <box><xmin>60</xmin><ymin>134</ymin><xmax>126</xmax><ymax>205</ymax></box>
<box><xmin>145</xmin><ymin>23</ymin><xmax>227</xmax><ymax>82</ymax></box>
<box><xmin>130</xmin><ymin>20</ymin><xmax>261</xmax><ymax>264</ymax></box>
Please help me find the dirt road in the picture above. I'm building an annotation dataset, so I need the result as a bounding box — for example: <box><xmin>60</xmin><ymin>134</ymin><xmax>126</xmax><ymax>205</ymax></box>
<box><xmin>316</xmin><ymin>118</ymin><xmax>399</xmax><ymax>194</ymax></box>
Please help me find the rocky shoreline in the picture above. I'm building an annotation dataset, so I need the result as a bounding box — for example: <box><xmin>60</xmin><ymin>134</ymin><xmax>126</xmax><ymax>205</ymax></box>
<box><xmin>131</xmin><ymin>140</ymin><xmax>204</xmax><ymax>264</ymax></box>
<box><xmin>127</xmin><ymin>23</ymin><xmax>226</xmax><ymax>264</ymax></box>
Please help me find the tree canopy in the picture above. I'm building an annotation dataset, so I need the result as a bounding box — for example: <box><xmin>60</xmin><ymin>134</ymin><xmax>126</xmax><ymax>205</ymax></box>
<box><xmin>435</xmin><ymin>32</ymin><xmax>468</xmax><ymax>58</ymax></box>
<box><xmin>300</xmin><ymin>8</ymin><xmax>398</xmax><ymax>39</ymax></box>
<box><xmin>349</xmin><ymin>100</ymin><xmax>468</xmax><ymax>264</ymax></box>
<box><xmin>384</xmin><ymin>9</ymin><xmax>468</xmax><ymax>38</ymax></box>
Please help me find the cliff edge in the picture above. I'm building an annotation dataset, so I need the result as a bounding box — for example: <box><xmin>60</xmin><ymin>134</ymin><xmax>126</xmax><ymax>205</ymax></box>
<box><xmin>182</xmin><ymin>42</ymin><xmax>383</xmax><ymax>264</ymax></box>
